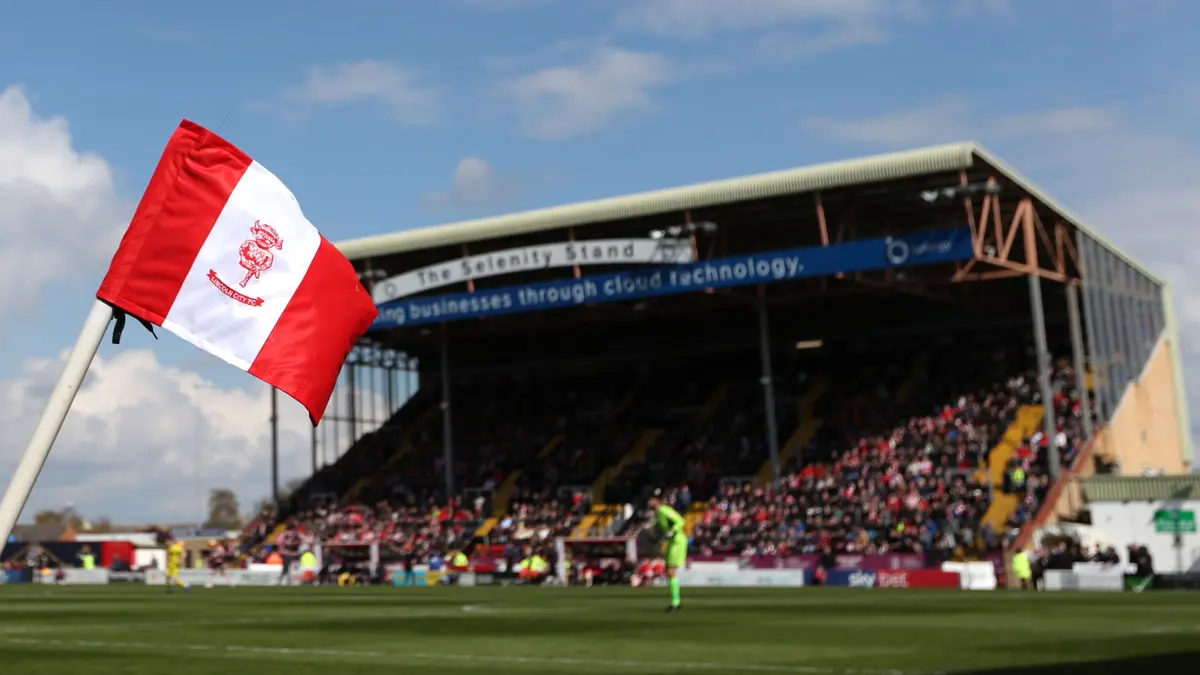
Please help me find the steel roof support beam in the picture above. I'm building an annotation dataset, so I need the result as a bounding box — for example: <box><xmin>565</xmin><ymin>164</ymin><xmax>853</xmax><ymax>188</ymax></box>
<box><xmin>952</xmin><ymin>177</ymin><xmax>1080</xmax><ymax>283</ymax></box>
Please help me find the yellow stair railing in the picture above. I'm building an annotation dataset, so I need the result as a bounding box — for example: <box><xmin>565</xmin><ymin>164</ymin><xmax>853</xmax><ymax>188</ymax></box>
<box><xmin>683</xmin><ymin>503</ymin><xmax>707</xmax><ymax>538</ymax></box>
<box><xmin>894</xmin><ymin>356</ymin><xmax>928</xmax><ymax>406</ymax></box>
<box><xmin>537</xmin><ymin>433</ymin><xmax>566</xmax><ymax>459</ymax></box>
<box><xmin>591</xmin><ymin>429</ymin><xmax>665</xmax><ymax>503</ymax></box>
<box><xmin>587</xmin><ymin>505</ymin><xmax>624</xmax><ymax>537</ymax></box>
<box><xmin>695</xmin><ymin>383</ymin><xmax>732</xmax><ymax>426</ymax></box>
<box><xmin>609</xmin><ymin>384</ymin><xmax>641</xmax><ymax>421</ymax></box>
<box><xmin>980</xmin><ymin>405</ymin><xmax>1045</xmax><ymax>533</ymax></box>
<box><xmin>754</xmin><ymin>376</ymin><xmax>827</xmax><ymax>486</ymax></box>
<box><xmin>474</xmin><ymin>517</ymin><xmax>499</xmax><ymax>537</ymax></box>
<box><xmin>237</xmin><ymin>522</ymin><xmax>288</xmax><ymax>564</ymax></box>
<box><xmin>345</xmin><ymin>405</ymin><xmax>439</xmax><ymax>504</ymax></box>
<box><xmin>490</xmin><ymin>470</ymin><xmax>525</xmax><ymax>517</ymax></box>
<box><xmin>571</xmin><ymin>505</ymin><xmax>604</xmax><ymax>538</ymax></box>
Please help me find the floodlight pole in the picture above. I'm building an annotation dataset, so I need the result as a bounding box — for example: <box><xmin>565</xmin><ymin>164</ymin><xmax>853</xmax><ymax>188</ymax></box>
<box><xmin>756</xmin><ymin>289</ymin><xmax>782</xmax><ymax>485</ymax></box>
<box><xmin>1028</xmin><ymin>275</ymin><xmax>1061</xmax><ymax>480</ymax></box>
<box><xmin>440</xmin><ymin>323</ymin><xmax>456</xmax><ymax>502</ymax></box>
<box><xmin>1065</xmin><ymin>283</ymin><xmax>1094</xmax><ymax>442</ymax></box>
<box><xmin>0</xmin><ymin>299</ymin><xmax>113</xmax><ymax>547</ymax></box>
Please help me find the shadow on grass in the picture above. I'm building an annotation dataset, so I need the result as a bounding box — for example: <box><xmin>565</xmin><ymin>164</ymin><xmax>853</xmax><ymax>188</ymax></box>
<box><xmin>961</xmin><ymin>651</ymin><xmax>1198</xmax><ymax>674</ymax></box>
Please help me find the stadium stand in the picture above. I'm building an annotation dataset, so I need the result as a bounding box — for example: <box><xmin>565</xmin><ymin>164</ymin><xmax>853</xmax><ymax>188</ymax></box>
<box><xmin>235</xmin><ymin>143</ymin><xmax>1187</xmax><ymax>581</ymax></box>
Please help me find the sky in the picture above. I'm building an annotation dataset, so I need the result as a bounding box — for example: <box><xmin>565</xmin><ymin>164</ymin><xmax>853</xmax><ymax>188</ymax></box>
<box><xmin>1</xmin><ymin>0</ymin><xmax>1199</xmax><ymax>524</ymax></box>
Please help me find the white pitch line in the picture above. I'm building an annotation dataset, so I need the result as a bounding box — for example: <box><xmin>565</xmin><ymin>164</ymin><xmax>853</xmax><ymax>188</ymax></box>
<box><xmin>2</xmin><ymin>637</ymin><xmax>937</xmax><ymax>675</ymax></box>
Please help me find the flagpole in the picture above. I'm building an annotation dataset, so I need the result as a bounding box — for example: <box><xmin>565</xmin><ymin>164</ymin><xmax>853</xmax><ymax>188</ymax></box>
<box><xmin>0</xmin><ymin>299</ymin><xmax>112</xmax><ymax>545</ymax></box>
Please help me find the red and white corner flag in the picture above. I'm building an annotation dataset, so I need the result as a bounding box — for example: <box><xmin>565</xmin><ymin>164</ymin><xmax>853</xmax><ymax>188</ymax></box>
<box><xmin>96</xmin><ymin>120</ymin><xmax>378</xmax><ymax>425</ymax></box>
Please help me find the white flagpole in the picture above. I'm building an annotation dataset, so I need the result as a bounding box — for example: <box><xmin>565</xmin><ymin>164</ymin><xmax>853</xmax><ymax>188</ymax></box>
<box><xmin>0</xmin><ymin>299</ymin><xmax>113</xmax><ymax>545</ymax></box>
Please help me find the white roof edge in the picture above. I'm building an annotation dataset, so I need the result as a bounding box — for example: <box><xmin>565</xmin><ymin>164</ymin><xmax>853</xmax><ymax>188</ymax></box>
<box><xmin>335</xmin><ymin>142</ymin><xmax>976</xmax><ymax>259</ymax></box>
<box><xmin>334</xmin><ymin>141</ymin><xmax>1163</xmax><ymax>286</ymax></box>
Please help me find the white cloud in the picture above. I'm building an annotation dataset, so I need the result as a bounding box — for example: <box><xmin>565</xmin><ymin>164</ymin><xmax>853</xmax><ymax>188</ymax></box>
<box><xmin>801</xmin><ymin>95</ymin><xmax>1116</xmax><ymax>147</ymax></box>
<box><xmin>284</xmin><ymin>60</ymin><xmax>440</xmax><ymax>125</ymax></box>
<box><xmin>615</xmin><ymin>0</ymin><xmax>1011</xmax><ymax>63</ymax></box>
<box><xmin>0</xmin><ymin>85</ymin><xmax>126</xmax><ymax>318</ymax></box>
<box><xmin>615</xmin><ymin>0</ymin><xmax>890</xmax><ymax>38</ymax></box>
<box><xmin>0</xmin><ymin>348</ymin><xmax>383</xmax><ymax>524</ymax></box>
<box><xmin>423</xmin><ymin>157</ymin><xmax>518</xmax><ymax>209</ymax></box>
<box><xmin>494</xmin><ymin>48</ymin><xmax>673</xmax><ymax>139</ymax></box>
<box><xmin>454</xmin><ymin>0</ymin><xmax>555</xmax><ymax>9</ymax></box>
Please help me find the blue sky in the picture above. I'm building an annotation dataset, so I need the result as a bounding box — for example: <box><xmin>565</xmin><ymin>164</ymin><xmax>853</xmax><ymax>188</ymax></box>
<box><xmin>0</xmin><ymin>0</ymin><xmax>1197</xmax><ymax>522</ymax></box>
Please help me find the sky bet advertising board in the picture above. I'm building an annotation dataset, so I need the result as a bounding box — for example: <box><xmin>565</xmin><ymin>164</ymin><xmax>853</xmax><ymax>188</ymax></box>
<box><xmin>372</xmin><ymin>227</ymin><xmax>975</xmax><ymax>329</ymax></box>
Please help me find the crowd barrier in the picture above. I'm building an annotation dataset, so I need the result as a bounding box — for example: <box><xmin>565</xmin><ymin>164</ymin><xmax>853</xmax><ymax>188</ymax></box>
<box><xmin>942</xmin><ymin>561</ymin><xmax>998</xmax><ymax>590</ymax></box>
<box><xmin>678</xmin><ymin>565</ymin><xmax>810</xmax><ymax>587</ymax></box>
<box><xmin>1043</xmin><ymin>568</ymin><xmax>1125</xmax><ymax>592</ymax></box>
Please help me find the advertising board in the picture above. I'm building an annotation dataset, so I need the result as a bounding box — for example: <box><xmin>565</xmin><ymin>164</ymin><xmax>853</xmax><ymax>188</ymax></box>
<box><xmin>688</xmin><ymin>553</ymin><xmax>933</xmax><ymax>571</ymax></box>
<box><xmin>941</xmin><ymin>561</ymin><xmax>997</xmax><ymax>590</ymax></box>
<box><xmin>823</xmin><ymin>569</ymin><xmax>878</xmax><ymax>588</ymax></box>
<box><xmin>1043</xmin><ymin>569</ymin><xmax>1123</xmax><ymax>592</ymax></box>
<box><xmin>144</xmin><ymin>568</ymin><xmax>305</xmax><ymax>587</ymax></box>
<box><xmin>875</xmin><ymin>570</ymin><xmax>961</xmax><ymax>589</ymax></box>
<box><xmin>677</xmin><ymin>566</ymin><xmax>809</xmax><ymax>587</ymax></box>
<box><xmin>374</xmin><ymin>228</ymin><xmax>974</xmax><ymax>328</ymax></box>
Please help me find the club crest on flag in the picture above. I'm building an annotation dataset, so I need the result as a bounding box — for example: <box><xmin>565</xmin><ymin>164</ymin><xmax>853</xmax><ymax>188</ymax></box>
<box><xmin>206</xmin><ymin>220</ymin><xmax>284</xmax><ymax>307</ymax></box>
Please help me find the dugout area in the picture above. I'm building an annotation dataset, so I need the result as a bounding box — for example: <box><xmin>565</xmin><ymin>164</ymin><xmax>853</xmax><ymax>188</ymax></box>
<box><xmin>297</xmin><ymin>142</ymin><xmax>1190</xmax><ymax>517</ymax></box>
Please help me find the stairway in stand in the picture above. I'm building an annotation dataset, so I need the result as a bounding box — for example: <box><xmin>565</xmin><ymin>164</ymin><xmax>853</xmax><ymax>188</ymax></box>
<box><xmin>980</xmin><ymin>405</ymin><xmax>1045</xmax><ymax>534</ymax></box>
<box><xmin>590</xmin><ymin>429</ymin><xmax>665</xmax><ymax>504</ymax></box>
<box><xmin>474</xmin><ymin>433</ymin><xmax>567</xmax><ymax>538</ymax></box>
<box><xmin>755</xmin><ymin>376</ymin><xmax>827</xmax><ymax>486</ymax></box>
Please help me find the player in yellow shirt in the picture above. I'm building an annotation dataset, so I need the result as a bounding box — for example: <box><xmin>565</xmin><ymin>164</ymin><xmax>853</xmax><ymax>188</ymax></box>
<box><xmin>165</xmin><ymin>536</ymin><xmax>190</xmax><ymax>593</ymax></box>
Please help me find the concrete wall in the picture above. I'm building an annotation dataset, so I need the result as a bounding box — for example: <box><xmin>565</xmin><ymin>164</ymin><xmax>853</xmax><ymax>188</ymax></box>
<box><xmin>1093</xmin><ymin>337</ymin><xmax>1189</xmax><ymax>475</ymax></box>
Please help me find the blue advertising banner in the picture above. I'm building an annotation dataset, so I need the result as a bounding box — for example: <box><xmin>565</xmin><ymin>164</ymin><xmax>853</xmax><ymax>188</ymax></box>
<box><xmin>372</xmin><ymin>227</ymin><xmax>974</xmax><ymax>329</ymax></box>
<box><xmin>824</xmin><ymin>569</ymin><xmax>879</xmax><ymax>588</ymax></box>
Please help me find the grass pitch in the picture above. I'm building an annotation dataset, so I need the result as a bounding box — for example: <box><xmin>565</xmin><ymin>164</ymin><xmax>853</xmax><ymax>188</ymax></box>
<box><xmin>1</xmin><ymin>585</ymin><xmax>1198</xmax><ymax>674</ymax></box>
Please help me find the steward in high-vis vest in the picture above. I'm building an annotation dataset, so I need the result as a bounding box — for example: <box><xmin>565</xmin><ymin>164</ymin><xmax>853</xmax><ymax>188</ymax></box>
<box><xmin>1012</xmin><ymin>549</ymin><xmax>1032</xmax><ymax>590</ymax></box>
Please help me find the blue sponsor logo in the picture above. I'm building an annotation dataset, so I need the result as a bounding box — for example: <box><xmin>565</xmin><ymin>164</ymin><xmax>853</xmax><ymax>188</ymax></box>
<box><xmin>372</xmin><ymin>227</ymin><xmax>973</xmax><ymax>329</ymax></box>
<box><xmin>825</xmin><ymin>569</ymin><xmax>878</xmax><ymax>588</ymax></box>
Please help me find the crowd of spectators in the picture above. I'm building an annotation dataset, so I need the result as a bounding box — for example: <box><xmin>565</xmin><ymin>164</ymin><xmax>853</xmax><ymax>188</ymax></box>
<box><xmin>1002</xmin><ymin>358</ymin><xmax>1092</xmax><ymax>535</ymax></box>
<box><xmin>688</xmin><ymin>349</ymin><xmax>1093</xmax><ymax>557</ymax></box>
<box><xmin>243</xmin><ymin>340</ymin><xmax>1094</xmax><ymax>567</ymax></box>
<box><xmin>247</xmin><ymin>496</ymin><xmax>481</xmax><ymax>565</ymax></box>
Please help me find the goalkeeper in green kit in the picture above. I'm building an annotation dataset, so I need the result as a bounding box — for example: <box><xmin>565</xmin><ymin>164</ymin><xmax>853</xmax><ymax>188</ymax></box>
<box><xmin>649</xmin><ymin>489</ymin><xmax>687</xmax><ymax>612</ymax></box>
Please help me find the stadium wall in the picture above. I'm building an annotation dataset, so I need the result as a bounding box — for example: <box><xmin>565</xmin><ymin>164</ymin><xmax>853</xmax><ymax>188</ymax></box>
<box><xmin>1095</xmin><ymin>335</ymin><xmax>1189</xmax><ymax>476</ymax></box>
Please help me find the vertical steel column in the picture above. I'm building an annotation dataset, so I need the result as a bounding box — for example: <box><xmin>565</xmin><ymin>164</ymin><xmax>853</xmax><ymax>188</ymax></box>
<box><xmin>347</xmin><ymin>358</ymin><xmax>358</xmax><ymax>444</ymax></box>
<box><xmin>756</xmin><ymin>289</ymin><xmax>782</xmax><ymax>485</ymax></box>
<box><xmin>1066</xmin><ymin>283</ymin><xmax>1094</xmax><ymax>442</ymax></box>
<box><xmin>1028</xmin><ymin>275</ymin><xmax>1061</xmax><ymax>480</ymax></box>
<box><xmin>1078</xmin><ymin>234</ymin><xmax>1107</xmax><ymax>424</ymax></box>
<box><xmin>386</xmin><ymin>365</ymin><xmax>396</xmax><ymax>421</ymax></box>
<box><xmin>440</xmin><ymin>325</ymin><xmax>456</xmax><ymax>501</ymax></box>
<box><xmin>311</xmin><ymin>425</ymin><xmax>318</xmax><ymax>475</ymax></box>
<box><xmin>331</xmin><ymin>369</ymin><xmax>341</xmax><ymax>459</ymax></box>
<box><xmin>270</xmin><ymin>386</ymin><xmax>280</xmax><ymax>503</ymax></box>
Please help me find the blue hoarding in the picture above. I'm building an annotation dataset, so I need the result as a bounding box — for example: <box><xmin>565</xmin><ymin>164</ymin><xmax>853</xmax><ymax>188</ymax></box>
<box><xmin>372</xmin><ymin>227</ymin><xmax>974</xmax><ymax>329</ymax></box>
<box><xmin>824</xmin><ymin>569</ymin><xmax>879</xmax><ymax>588</ymax></box>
